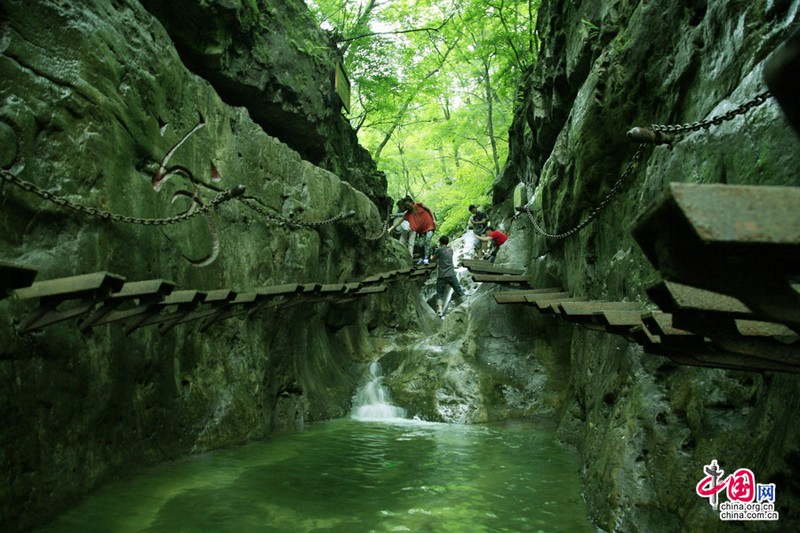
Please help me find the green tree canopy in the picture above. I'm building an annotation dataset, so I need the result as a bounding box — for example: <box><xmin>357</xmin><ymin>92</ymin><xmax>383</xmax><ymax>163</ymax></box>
<box><xmin>307</xmin><ymin>0</ymin><xmax>539</xmax><ymax>236</ymax></box>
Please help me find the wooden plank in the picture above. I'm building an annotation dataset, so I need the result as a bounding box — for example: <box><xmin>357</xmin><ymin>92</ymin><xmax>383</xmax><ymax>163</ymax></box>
<box><xmin>160</xmin><ymin>290</ymin><xmax>206</xmax><ymax>306</ymax></box>
<box><xmin>16</xmin><ymin>272</ymin><xmax>125</xmax><ymax>300</ymax></box>
<box><xmin>460</xmin><ymin>259</ymin><xmax>495</xmax><ymax>269</ymax></box>
<box><xmin>177</xmin><ymin>290</ymin><xmax>237</xmax><ymax>325</ymax></box>
<box><xmin>125</xmin><ymin>291</ymin><xmax>207</xmax><ymax>334</ymax></box>
<box><xmin>109</xmin><ymin>279</ymin><xmax>175</xmax><ymax>300</ymax></box>
<box><xmin>522</xmin><ymin>292</ymin><xmax>570</xmax><ymax>305</ymax></box>
<box><xmin>542</xmin><ymin>297</ymin><xmax>588</xmax><ymax>314</ymax></box>
<box><xmin>199</xmin><ymin>291</ymin><xmax>263</xmax><ymax>331</ymax></box>
<box><xmin>559</xmin><ymin>301</ymin><xmax>641</xmax><ymax>316</ymax></box>
<box><xmin>641</xmin><ymin>312</ymin><xmax>695</xmax><ymax>338</ymax></box>
<box><xmin>596</xmin><ymin>310</ymin><xmax>646</xmax><ymax>327</ymax></box>
<box><xmin>472</xmin><ymin>273</ymin><xmax>530</xmax><ymax>284</ymax></box>
<box><xmin>17</xmin><ymin>272</ymin><xmax>126</xmax><ymax>332</ymax></box>
<box><xmin>632</xmin><ymin>183</ymin><xmax>800</xmax><ymax>329</ymax></box>
<box><xmin>254</xmin><ymin>284</ymin><xmax>303</xmax><ymax>297</ymax></box>
<box><xmin>409</xmin><ymin>265</ymin><xmax>435</xmax><ymax>277</ymax></box>
<box><xmin>335</xmin><ymin>285</ymin><xmax>388</xmax><ymax>302</ymax></box>
<box><xmin>461</xmin><ymin>260</ymin><xmax>525</xmax><ymax>275</ymax></box>
<box><xmin>734</xmin><ymin>319</ymin><xmax>798</xmax><ymax>339</ymax></box>
<box><xmin>343</xmin><ymin>282</ymin><xmax>363</xmax><ymax>292</ymax></box>
<box><xmin>494</xmin><ymin>288</ymin><xmax>563</xmax><ymax>304</ymax></box>
<box><xmin>648</xmin><ymin>281</ymin><xmax>753</xmax><ymax>317</ymax></box>
<box><xmin>319</xmin><ymin>283</ymin><xmax>348</xmax><ymax>294</ymax></box>
<box><xmin>79</xmin><ymin>279</ymin><xmax>175</xmax><ymax>331</ymax></box>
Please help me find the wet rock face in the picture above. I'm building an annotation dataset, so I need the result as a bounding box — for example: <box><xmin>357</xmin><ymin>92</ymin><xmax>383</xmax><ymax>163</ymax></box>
<box><xmin>139</xmin><ymin>0</ymin><xmax>390</xmax><ymax>214</ymax></box>
<box><xmin>496</xmin><ymin>0</ymin><xmax>800</xmax><ymax>530</ymax></box>
<box><xmin>377</xmin><ymin>258</ymin><xmax>573</xmax><ymax>425</ymax></box>
<box><xmin>0</xmin><ymin>0</ymin><xmax>404</xmax><ymax>529</ymax></box>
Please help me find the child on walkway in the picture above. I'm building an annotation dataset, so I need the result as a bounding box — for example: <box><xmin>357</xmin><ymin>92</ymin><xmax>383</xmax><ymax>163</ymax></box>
<box><xmin>431</xmin><ymin>235</ymin><xmax>465</xmax><ymax>318</ymax></box>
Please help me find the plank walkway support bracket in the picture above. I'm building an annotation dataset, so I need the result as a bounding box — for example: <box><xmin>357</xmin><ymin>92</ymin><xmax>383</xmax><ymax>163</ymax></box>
<box><xmin>2</xmin><ymin>263</ymin><xmax>455</xmax><ymax>336</ymax></box>
<box><xmin>175</xmin><ymin>289</ymin><xmax>237</xmax><ymax>327</ymax></box>
<box><xmin>123</xmin><ymin>290</ymin><xmax>208</xmax><ymax>335</ymax></box>
<box><xmin>15</xmin><ymin>272</ymin><xmax>126</xmax><ymax>332</ymax></box>
<box><xmin>77</xmin><ymin>279</ymin><xmax>176</xmax><ymax>332</ymax></box>
<box><xmin>492</xmin><ymin>282</ymin><xmax>800</xmax><ymax>373</ymax></box>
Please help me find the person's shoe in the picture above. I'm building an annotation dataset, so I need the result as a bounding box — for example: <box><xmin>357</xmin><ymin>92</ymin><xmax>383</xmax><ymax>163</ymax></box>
<box><xmin>437</xmin><ymin>310</ymin><xmax>444</xmax><ymax>319</ymax></box>
<box><xmin>417</xmin><ymin>257</ymin><xmax>429</xmax><ymax>265</ymax></box>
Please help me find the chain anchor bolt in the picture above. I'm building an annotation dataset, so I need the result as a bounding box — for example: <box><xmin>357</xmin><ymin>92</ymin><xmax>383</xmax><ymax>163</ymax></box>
<box><xmin>626</xmin><ymin>126</ymin><xmax>674</xmax><ymax>146</ymax></box>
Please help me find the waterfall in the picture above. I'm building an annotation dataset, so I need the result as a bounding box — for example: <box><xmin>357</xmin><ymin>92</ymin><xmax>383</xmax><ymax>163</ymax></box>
<box><xmin>351</xmin><ymin>361</ymin><xmax>407</xmax><ymax>420</ymax></box>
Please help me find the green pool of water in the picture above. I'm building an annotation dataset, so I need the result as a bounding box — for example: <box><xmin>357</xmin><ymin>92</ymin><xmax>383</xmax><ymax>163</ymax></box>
<box><xmin>40</xmin><ymin>419</ymin><xmax>595</xmax><ymax>532</ymax></box>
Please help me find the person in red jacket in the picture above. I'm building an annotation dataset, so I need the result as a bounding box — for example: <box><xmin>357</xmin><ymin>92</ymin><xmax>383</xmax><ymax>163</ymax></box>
<box><xmin>387</xmin><ymin>196</ymin><xmax>437</xmax><ymax>264</ymax></box>
<box><xmin>476</xmin><ymin>226</ymin><xmax>508</xmax><ymax>262</ymax></box>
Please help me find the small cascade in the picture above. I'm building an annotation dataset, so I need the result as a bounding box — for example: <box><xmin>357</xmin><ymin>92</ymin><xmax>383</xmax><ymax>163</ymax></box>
<box><xmin>351</xmin><ymin>361</ymin><xmax>406</xmax><ymax>420</ymax></box>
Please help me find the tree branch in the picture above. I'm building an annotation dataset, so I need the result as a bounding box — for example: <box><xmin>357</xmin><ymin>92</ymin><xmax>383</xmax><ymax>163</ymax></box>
<box><xmin>337</xmin><ymin>16</ymin><xmax>451</xmax><ymax>44</ymax></box>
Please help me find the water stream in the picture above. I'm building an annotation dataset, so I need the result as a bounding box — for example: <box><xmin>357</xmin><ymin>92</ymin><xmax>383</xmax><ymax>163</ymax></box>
<box><xmin>39</xmin><ymin>419</ymin><xmax>595</xmax><ymax>532</ymax></box>
<box><xmin>39</xmin><ymin>366</ymin><xmax>595</xmax><ymax>532</ymax></box>
<box><xmin>351</xmin><ymin>361</ymin><xmax>407</xmax><ymax>421</ymax></box>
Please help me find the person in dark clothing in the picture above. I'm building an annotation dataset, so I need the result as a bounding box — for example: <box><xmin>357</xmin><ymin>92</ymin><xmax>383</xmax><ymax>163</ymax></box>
<box><xmin>468</xmin><ymin>204</ymin><xmax>489</xmax><ymax>255</ymax></box>
<box><xmin>430</xmin><ymin>235</ymin><xmax>465</xmax><ymax>318</ymax></box>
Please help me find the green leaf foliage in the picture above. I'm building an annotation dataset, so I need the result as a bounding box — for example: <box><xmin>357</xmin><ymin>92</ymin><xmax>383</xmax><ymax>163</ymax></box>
<box><xmin>307</xmin><ymin>0</ymin><xmax>539</xmax><ymax>237</ymax></box>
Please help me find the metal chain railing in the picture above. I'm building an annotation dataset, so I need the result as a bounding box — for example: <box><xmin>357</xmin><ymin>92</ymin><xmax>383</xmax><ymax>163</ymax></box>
<box><xmin>521</xmin><ymin>144</ymin><xmax>646</xmax><ymax>239</ymax></box>
<box><xmin>650</xmin><ymin>90</ymin><xmax>771</xmax><ymax>135</ymax></box>
<box><xmin>0</xmin><ymin>169</ymin><xmax>246</xmax><ymax>225</ymax></box>
<box><xmin>236</xmin><ymin>196</ymin><xmax>356</xmax><ymax>229</ymax></box>
<box><xmin>523</xmin><ymin>90</ymin><xmax>773</xmax><ymax>239</ymax></box>
<box><xmin>343</xmin><ymin>213</ymin><xmax>393</xmax><ymax>241</ymax></box>
<box><xmin>1</xmin><ymin>167</ymin><xmax>393</xmax><ymax>239</ymax></box>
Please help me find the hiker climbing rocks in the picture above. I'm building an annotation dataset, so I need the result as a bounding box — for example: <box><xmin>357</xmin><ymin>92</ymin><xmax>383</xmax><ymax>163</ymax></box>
<box><xmin>431</xmin><ymin>235</ymin><xmax>465</xmax><ymax>318</ymax></box>
<box><xmin>387</xmin><ymin>196</ymin><xmax>436</xmax><ymax>264</ymax></box>
<box><xmin>468</xmin><ymin>204</ymin><xmax>489</xmax><ymax>256</ymax></box>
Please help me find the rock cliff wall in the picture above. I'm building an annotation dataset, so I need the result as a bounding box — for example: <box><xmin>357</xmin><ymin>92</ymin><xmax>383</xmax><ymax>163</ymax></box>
<box><xmin>138</xmin><ymin>0</ymin><xmax>391</xmax><ymax>213</ymax></box>
<box><xmin>494</xmin><ymin>0</ymin><xmax>800</xmax><ymax>530</ymax></box>
<box><xmin>0</xmin><ymin>0</ymin><xmax>407</xmax><ymax>529</ymax></box>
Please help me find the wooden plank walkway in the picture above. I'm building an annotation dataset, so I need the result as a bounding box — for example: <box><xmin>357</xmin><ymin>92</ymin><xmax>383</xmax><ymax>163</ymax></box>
<box><xmin>16</xmin><ymin>272</ymin><xmax>126</xmax><ymax>332</ymax></box>
<box><xmin>633</xmin><ymin>183</ymin><xmax>800</xmax><ymax>331</ymax></box>
<box><xmin>472</xmin><ymin>273</ymin><xmax>530</xmax><ymax>285</ymax></box>
<box><xmin>461</xmin><ymin>259</ymin><xmax>525</xmax><ymax>276</ymax></box>
<box><xmin>492</xmin><ymin>282</ymin><xmax>800</xmax><ymax>373</ymax></box>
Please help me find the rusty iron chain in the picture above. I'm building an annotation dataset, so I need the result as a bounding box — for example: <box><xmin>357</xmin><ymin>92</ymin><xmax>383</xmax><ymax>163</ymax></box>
<box><xmin>343</xmin><ymin>213</ymin><xmax>392</xmax><ymax>241</ymax></box>
<box><xmin>523</xmin><ymin>144</ymin><xmax>646</xmax><ymax>239</ymax></box>
<box><xmin>525</xmin><ymin>90</ymin><xmax>771</xmax><ymax>239</ymax></box>
<box><xmin>651</xmin><ymin>90</ymin><xmax>772</xmax><ymax>135</ymax></box>
<box><xmin>0</xmin><ymin>169</ymin><xmax>246</xmax><ymax>225</ymax></box>
<box><xmin>236</xmin><ymin>196</ymin><xmax>356</xmax><ymax>229</ymax></box>
<box><xmin>1</xmin><ymin>168</ymin><xmax>391</xmax><ymax>238</ymax></box>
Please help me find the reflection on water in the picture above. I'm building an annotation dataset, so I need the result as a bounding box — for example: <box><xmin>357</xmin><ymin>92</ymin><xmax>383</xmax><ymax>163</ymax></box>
<box><xmin>40</xmin><ymin>419</ymin><xmax>595</xmax><ymax>532</ymax></box>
